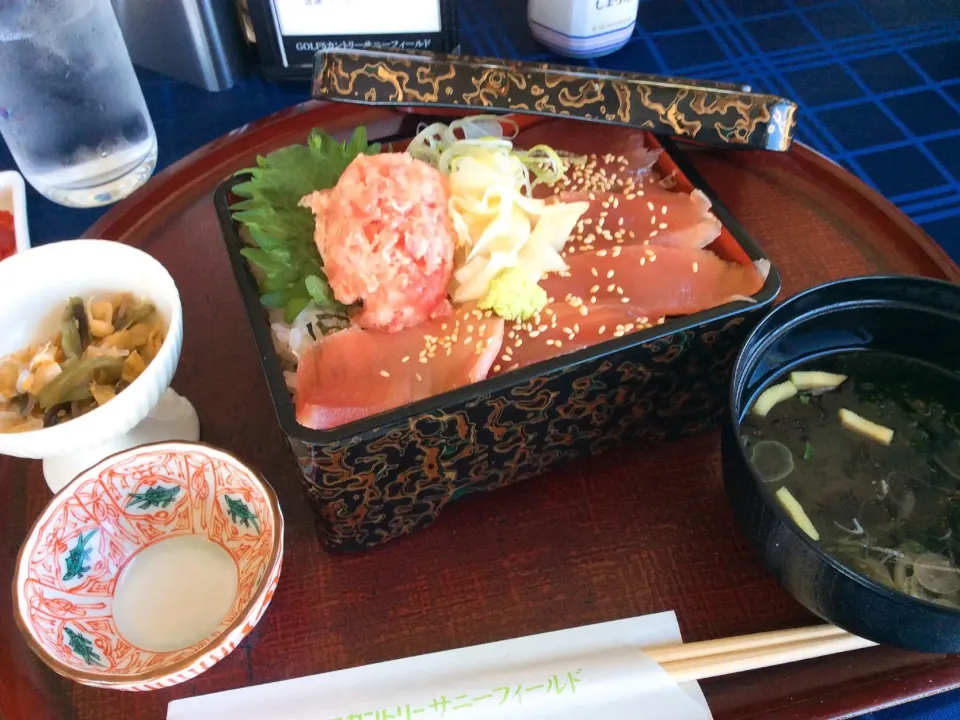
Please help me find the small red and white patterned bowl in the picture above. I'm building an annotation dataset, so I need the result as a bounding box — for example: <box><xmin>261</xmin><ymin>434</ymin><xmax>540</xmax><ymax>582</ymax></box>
<box><xmin>13</xmin><ymin>441</ymin><xmax>284</xmax><ymax>691</ymax></box>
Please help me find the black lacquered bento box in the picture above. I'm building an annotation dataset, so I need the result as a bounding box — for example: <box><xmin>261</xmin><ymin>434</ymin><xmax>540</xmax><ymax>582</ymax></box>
<box><xmin>214</xmin><ymin>115</ymin><xmax>782</xmax><ymax>552</ymax></box>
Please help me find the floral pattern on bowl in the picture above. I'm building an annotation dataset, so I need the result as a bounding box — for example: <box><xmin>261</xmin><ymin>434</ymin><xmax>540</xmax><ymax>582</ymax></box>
<box><xmin>14</xmin><ymin>442</ymin><xmax>284</xmax><ymax>691</ymax></box>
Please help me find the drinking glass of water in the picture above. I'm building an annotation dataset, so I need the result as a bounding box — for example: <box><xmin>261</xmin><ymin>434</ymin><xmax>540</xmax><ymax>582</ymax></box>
<box><xmin>0</xmin><ymin>0</ymin><xmax>157</xmax><ymax>208</ymax></box>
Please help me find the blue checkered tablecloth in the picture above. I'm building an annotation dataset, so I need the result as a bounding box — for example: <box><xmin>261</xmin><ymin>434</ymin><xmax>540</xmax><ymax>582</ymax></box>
<box><xmin>1</xmin><ymin>2</ymin><xmax>959</xmax><ymax>717</ymax></box>
<box><xmin>2</xmin><ymin>0</ymin><xmax>958</xmax><ymax>259</ymax></box>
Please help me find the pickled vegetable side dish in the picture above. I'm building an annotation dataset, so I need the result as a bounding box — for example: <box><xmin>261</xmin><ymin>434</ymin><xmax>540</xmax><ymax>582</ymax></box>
<box><xmin>741</xmin><ymin>352</ymin><xmax>960</xmax><ymax>609</ymax></box>
<box><xmin>0</xmin><ymin>294</ymin><xmax>166</xmax><ymax>433</ymax></box>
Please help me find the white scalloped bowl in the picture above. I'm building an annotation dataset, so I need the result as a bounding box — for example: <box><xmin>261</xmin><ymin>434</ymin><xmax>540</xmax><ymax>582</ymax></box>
<box><xmin>0</xmin><ymin>240</ymin><xmax>183</xmax><ymax>472</ymax></box>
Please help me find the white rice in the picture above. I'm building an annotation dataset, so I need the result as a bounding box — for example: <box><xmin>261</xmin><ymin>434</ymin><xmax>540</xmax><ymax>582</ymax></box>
<box><xmin>269</xmin><ymin>303</ymin><xmax>352</xmax><ymax>393</ymax></box>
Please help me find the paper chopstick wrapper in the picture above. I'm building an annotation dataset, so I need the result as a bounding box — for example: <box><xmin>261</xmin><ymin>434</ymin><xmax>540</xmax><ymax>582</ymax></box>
<box><xmin>168</xmin><ymin>612</ymin><xmax>711</xmax><ymax>720</ymax></box>
<box><xmin>311</xmin><ymin>48</ymin><xmax>798</xmax><ymax>151</ymax></box>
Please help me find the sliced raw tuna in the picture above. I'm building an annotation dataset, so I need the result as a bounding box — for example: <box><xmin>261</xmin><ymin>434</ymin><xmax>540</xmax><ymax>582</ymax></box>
<box><xmin>517</xmin><ymin>120</ymin><xmax>661</xmax><ymax>199</ymax></box>
<box><xmin>489</xmin><ymin>246</ymin><xmax>764</xmax><ymax>375</ymax></box>
<box><xmin>553</xmin><ymin>185</ymin><xmax>722</xmax><ymax>253</ymax></box>
<box><xmin>489</xmin><ymin>303</ymin><xmax>651</xmax><ymax>376</ymax></box>
<box><xmin>296</xmin><ymin>306</ymin><xmax>504</xmax><ymax>430</ymax></box>
<box><xmin>541</xmin><ymin>245</ymin><xmax>764</xmax><ymax>319</ymax></box>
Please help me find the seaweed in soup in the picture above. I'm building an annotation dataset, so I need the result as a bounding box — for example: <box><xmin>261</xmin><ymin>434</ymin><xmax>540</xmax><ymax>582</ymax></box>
<box><xmin>741</xmin><ymin>351</ymin><xmax>960</xmax><ymax>609</ymax></box>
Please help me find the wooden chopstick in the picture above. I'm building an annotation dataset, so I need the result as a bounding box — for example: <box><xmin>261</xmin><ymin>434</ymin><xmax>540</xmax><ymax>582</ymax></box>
<box><xmin>646</xmin><ymin>625</ymin><xmax>877</xmax><ymax>683</ymax></box>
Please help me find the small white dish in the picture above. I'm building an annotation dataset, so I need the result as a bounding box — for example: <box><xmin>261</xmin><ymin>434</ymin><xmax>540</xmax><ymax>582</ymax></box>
<box><xmin>0</xmin><ymin>239</ymin><xmax>200</xmax><ymax>492</ymax></box>
<box><xmin>0</xmin><ymin>169</ymin><xmax>30</xmax><ymax>256</ymax></box>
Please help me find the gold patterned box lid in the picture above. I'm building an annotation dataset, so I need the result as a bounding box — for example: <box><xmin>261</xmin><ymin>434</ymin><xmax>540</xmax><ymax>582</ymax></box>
<box><xmin>311</xmin><ymin>48</ymin><xmax>798</xmax><ymax>152</ymax></box>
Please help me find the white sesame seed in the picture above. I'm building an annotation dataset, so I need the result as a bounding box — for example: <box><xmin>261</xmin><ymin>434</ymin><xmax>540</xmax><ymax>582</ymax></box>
<box><xmin>579</xmin><ymin>306</ymin><xmax>589</xmax><ymax>316</ymax></box>
<box><xmin>599</xmin><ymin>325</ymin><xmax>606</xmax><ymax>334</ymax></box>
<box><xmin>529</xmin><ymin>330</ymin><xmax>540</xmax><ymax>338</ymax></box>
<box><xmin>591</xmin><ymin>268</ymin><xmax>598</xmax><ymax>277</ymax></box>
<box><xmin>607</xmin><ymin>283</ymin><xmax>616</xmax><ymax>291</ymax></box>
<box><xmin>693</xmin><ymin>262</ymin><xmax>699</xmax><ymax>273</ymax></box>
<box><xmin>401</xmin><ymin>356</ymin><xmax>410</xmax><ymax>363</ymax></box>
<box><xmin>650</xmin><ymin>216</ymin><xmax>656</xmax><ymax>225</ymax></box>
<box><xmin>640</xmin><ymin>257</ymin><xmax>646</xmax><ymax>266</ymax></box>
<box><xmin>606</xmin><ymin>269</ymin><xmax>615</xmax><ymax>279</ymax></box>
<box><xmin>493</xmin><ymin>365</ymin><xmax>501</xmax><ymax>373</ymax></box>
<box><xmin>647</xmin><ymin>201</ymin><xmax>655</xmax><ymax>211</ymax></box>
<box><xmin>546</xmin><ymin>339</ymin><xmax>556</xmax><ymax>346</ymax></box>
<box><xmin>416</xmin><ymin>373</ymin><xmax>423</xmax><ymax>381</ymax></box>
<box><xmin>661</xmin><ymin>205</ymin><xmax>668</xmax><ymax>214</ymax></box>
<box><xmin>659</xmin><ymin>222</ymin><xmax>668</xmax><ymax>230</ymax></box>
<box><xmin>597</xmin><ymin>249</ymin><xmax>608</xmax><ymax>257</ymax></box>
<box><xmin>621</xmin><ymin>297</ymin><xmax>630</xmax><ymax>303</ymax></box>
<box><xmin>420</xmin><ymin>357</ymin><xmax>429</xmax><ymax>364</ymax></box>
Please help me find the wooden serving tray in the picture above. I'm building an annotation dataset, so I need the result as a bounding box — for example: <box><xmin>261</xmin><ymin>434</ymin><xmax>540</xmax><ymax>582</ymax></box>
<box><xmin>1</xmin><ymin>102</ymin><xmax>958</xmax><ymax>720</ymax></box>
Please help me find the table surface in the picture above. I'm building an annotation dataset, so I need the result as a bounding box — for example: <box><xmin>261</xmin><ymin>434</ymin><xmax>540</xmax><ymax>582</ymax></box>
<box><xmin>0</xmin><ymin>1</ymin><xmax>958</xmax><ymax>719</ymax></box>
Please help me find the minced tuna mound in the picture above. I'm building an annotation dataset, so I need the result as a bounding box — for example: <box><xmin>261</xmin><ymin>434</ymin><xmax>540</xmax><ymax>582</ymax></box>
<box><xmin>301</xmin><ymin>153</ymin><xmax>456</xmax><ymax>333</ymax></box>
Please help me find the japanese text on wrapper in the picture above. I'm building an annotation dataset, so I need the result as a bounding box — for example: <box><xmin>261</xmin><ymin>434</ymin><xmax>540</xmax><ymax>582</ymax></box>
<box><xmin>295</xmin><ymin>39</ymin><xmax>433</xmax><ymax>51</ymax></box>
<box><xmin>329</xmin><ymin>670</ymin><xmax>582</xmax><ymax>720</ymax></box>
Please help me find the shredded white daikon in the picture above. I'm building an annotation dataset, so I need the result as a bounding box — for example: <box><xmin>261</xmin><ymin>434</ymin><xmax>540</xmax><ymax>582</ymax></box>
<box><xmin>447</xmin><ymin>155</ymin><xmax>587</xmax><ymax>303</ymax></box>
<box><xmin>408</xmin><ymin>116</ymin><xmax>588</xmax><ymax>304</ymax></box>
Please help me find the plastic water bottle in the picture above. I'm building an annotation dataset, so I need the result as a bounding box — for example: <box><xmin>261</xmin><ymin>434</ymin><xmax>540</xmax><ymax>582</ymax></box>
<box><xmin>528</xmin><ymin>0</ymin><xmax>640</xmax><ymax>59</ymax></box>
<box><xmin>0</xmin><ymin>0</ymin><xmax>157</xmax><ymax>208</ymax></box>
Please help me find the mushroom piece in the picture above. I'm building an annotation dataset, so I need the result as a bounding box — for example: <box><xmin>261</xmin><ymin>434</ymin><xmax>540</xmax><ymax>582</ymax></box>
<box><xmin>776</xmin><ymin>487</ymin><xmax>819</xmax><ymax>541</ymax></box>
<box><xmin>839</xmin><ymin>408</ymin><xmax>894</xmax><ymax>446</ymax></box>
<box><xmin>752</xmin><ymin>380</ymin><xmax>797</xmax><ymax>418</ymax></box>
<box><xmin>790</xmin><ymin>371</ymin><xmax>847</xmax><ymax>392</ymax></box>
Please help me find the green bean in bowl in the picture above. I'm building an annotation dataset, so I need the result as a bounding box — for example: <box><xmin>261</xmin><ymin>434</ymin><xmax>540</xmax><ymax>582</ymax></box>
<box><xmin>0</xmin><ymin>294</ymin><xmax>167</xmax><ymax>432</ymax></box>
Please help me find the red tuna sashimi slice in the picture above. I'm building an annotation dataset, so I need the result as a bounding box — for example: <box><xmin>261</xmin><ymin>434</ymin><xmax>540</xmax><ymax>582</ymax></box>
<box><xmin>517</xmin><ymin>120</ymin><xmax>661</xmax><ymax>199</ymax></box>
<box><xmin>296</xmin><ymin>307</ymin><xmax>504</xmax><ymax>430</ymax></box>
<box><xmin>541</xmin><ymin>245</ymin><xmax>764</xmax><ymax>319</ymax></box>
<box><xmin>554</xmin><ymin>185</ymin><xmax>722</xmax><ymax>253</ymax></box>
<box><xmin>489</xmin><ymin>303</ymin><xmax>657</xmax><ymax>376</ymax></box>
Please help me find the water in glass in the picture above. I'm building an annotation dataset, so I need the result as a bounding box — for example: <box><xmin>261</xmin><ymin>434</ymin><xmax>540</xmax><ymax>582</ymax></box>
<box><xmin>0</xmin><ymin>0</ymin><xmax>157</xmax><ymax>207</ymax></box>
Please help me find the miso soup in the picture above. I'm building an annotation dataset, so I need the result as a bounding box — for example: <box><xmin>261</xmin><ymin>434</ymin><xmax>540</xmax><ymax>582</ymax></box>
<box><xmin>741</xmin><ymin>351</ymin><xmax>960</xmax><ymax>609</ymax></box>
